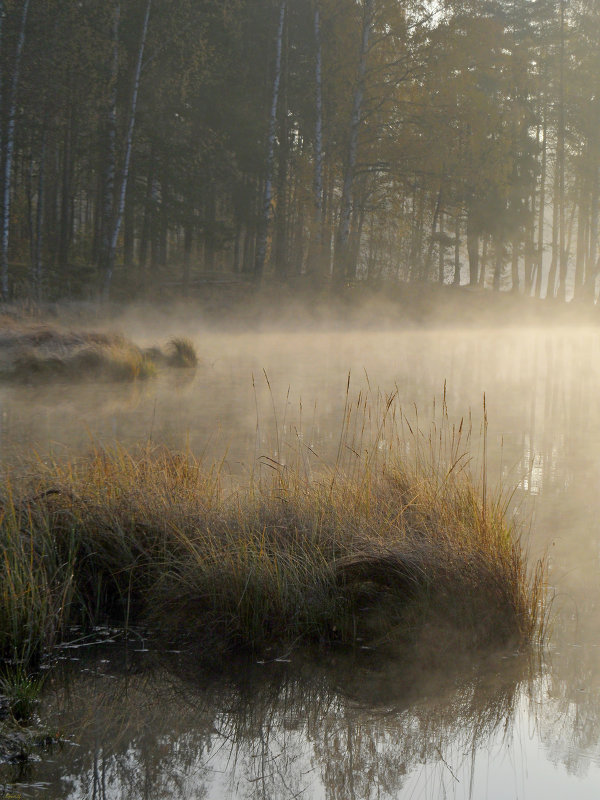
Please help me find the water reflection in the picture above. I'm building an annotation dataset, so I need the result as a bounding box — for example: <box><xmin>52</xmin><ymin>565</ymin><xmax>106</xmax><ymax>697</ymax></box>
<box><xmin>2</xmin><ymin>645</ymin><xmax>534</xmax><ymax>800</ymax></box>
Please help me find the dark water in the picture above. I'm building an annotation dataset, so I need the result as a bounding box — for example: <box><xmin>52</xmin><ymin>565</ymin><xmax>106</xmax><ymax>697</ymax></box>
<box><xmin>2</xmin><ymin>325</ymin><xmax>600</xmax><ymax>798</ymax></box>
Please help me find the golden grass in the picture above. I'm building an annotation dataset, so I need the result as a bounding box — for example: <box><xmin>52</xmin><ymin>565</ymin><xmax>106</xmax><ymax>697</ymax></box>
<box><xmin>0</xmin><ymin>322</ymin><xmax>198</xmax><ymax>383</ymax></box>
<box><xmin>0</xmin><ymin>394</ymin><xmax>546</xmax><ymax>665</ymax></box>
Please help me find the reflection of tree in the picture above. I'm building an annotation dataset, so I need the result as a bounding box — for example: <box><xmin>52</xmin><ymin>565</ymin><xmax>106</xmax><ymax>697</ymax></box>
<box><xmin>533</xmin><ymin>639</ymin><xmax>600</xmax><ymax>779</ymax></box>
<box><xmin>23</xmin><ymin>644</ymin><xmax>531</xmax><ymax>800</ymax></box>
<box><xmin>30</xmin><ymin>645</ymin><xmax>215</xmax><ymax>800</ymax></box>
<box><xmin>312</xmin><ymin>656</ymin><xmax>526</xmax><ymax>800</ymax></box>
<box><xmin>498</xmin><ymin>331</ymin><xmax>600</xmax><ymax>780</ymax></box>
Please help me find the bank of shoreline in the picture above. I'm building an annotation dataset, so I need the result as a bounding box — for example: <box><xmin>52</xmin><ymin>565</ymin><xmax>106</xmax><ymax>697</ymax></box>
<box><xmin>2</xmin><ymin>281</ymin><xmax>598</xmax><ymax>334</ymax></box>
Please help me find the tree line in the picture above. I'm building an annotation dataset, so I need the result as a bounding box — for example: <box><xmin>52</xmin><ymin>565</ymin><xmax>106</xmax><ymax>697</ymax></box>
<box><xmin>0</xmin><ymin>0</ymin><xmax>598</xmax><ymax>302</ymax></box>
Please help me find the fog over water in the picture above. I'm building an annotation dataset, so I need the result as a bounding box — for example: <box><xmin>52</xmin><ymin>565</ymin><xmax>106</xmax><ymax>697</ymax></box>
<box><xmin>2</xmin><ymin>321</ymin><xmax>600</xmax><ymax>798</ymax></box>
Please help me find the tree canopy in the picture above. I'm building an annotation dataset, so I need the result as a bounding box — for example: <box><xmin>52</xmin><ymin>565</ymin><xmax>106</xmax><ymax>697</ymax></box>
<box><xmin>0</xmin><ymin>0</ymin><xmax>597</xmax><ymax>302</ymax></box>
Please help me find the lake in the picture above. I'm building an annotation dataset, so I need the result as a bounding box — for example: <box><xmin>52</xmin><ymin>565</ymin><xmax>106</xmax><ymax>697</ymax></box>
<box><xmin>1</xmin><ymin>323</ymin><xmax>599</xmax><ymax>799</ymax></box>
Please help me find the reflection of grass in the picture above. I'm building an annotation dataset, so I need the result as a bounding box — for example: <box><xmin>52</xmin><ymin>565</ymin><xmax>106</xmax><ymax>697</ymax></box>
<box><xmin>38</xmin><ymin>645</ymin><xmax>535</xmax><ymax>800</ymax></box>
<box><xmin>0</xmin><ymin>395</ymin><xmax>546</xmax><ymax>666</ymax></box>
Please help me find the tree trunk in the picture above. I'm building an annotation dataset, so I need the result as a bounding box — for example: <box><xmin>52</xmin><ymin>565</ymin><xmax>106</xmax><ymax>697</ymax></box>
<box><xmin>408</xmin><ymin>184</ymin><xmax>424</xmax><ymax>281</ymax></box>
<box><xmin>1</xmin><ymin>0</ymin><xmax>31</xmax><ymax>299</ymax></box>
<box><xmin>307</xmin><ymin>0</ymin><xmax>324</xmax><ymax>286</ymax></box>
<box><xmin>493</xmin><ymin>238</ymin><xmax>503</xmax><ymax>290</ymax></box>
<box><xmin>333</xmin><ymin>0</ymin><xmax>373</xmax><ymax>285</ymax></box>
<box><xmin>466</xmin><ymin>204</ymin><xmax>479</xmax><ymax>286</ymax></box>
<box><xmin>479</xmin><ymin>236</ymin><xmax>488</xmax><ymax>286</ymax></box>
<box><xmin>99</xmin><ymin>1</ymin><xmax>120</xmax><ymax>290</ymax></box>
<box><xmin>547</xmin><ymin>154</ymin><xmax>560</xmax><ymax>299</ymax></box>
<box><xmin>232</xmin><ymin>221</ymin><xmax>241</xmax><ymax>274</ymax></box>
<box><xmin>150</xmin><ymin>176</ymin><xmax>161</xmax><ymax>271</ymax></box>
<box><xmin>323</xmin><ymin>162</ymin><xmax>335</xmax><ymax>277</ymax></box>
<box><xmin>123</xmin><ymin>164</ymin><xmax>135</xmax><ymax>269</ymax></box>
<box><xmin>535</xmin><ymin>107</ymin><xmax>547</xmax><ymax>298</ymax></box>
<box><xmin>274</xmin><ymin>111</ymin><xmax>288</xmax><ymax>277</ymax></box>
<box><xmin>424</xmin><ymin>185</ymin><xmax>443</xmax><ymax>282</ymax></box>
<box><xmin>438</xmin><ymin>208</ymin><xmax>445</xmax><ymax>283</ymax></box>
<box><xmin>182</xmin><ymin>223</ymin><xmax>193</xmax><ymax>289</ymax></box>
<box><xmin>25</xmin><ymin>145</ymin><xmax>33</xmax><ymax>269</ymax></box>
<box><xmin>58</xmin><ymin>105</ymin><xmax>75</xmax><ymax>270</ymax></box>
<box><xmin>292</xmin><ymin>200</ymin><xmax>305</xmax><ymax>275</ymax></box>
<box><xmin>511</xmin><ymin>237</ymin><xmax>519</xmax><ymax>292</ymax></box>
<box><xmin>574</xmin><ymin>176</ymin><xmax>588</xmax><ymax>299</ymax></box>
<box><xmin>254</xmin><ymin>0</ymin><xmax>286</xmax><ymax>281</ymax></box>
<box><xmin>524</xmin><ymin>200</ymin><xmax>535</xmax><ymax>294</ymax></box>
<box><xmin>348</xmin><ymin>190</ymin><xmax>366</xmax><ymax>281</ymax></box>
<box><xmin>557</xmin><ymin>0</ymin><xmax>567</xmax><ymax>301</ymax></box>
<box><xmin>104</xmin><ymin>0</ymin><xmax>152</xmax><ymax>298</ymax></box>
<box><xmin>139</xmin><ymin>161</ymin><xmax>153</xmax><ymax>271</ymax></box>
<box><xmin>159</xmin><ymin>174</ymin><xmax>168</xmax><ymax>269</ymax></box>
<box><xmin>413</xmin><ymin>187</ymin><xmax>425</xmax><ymax>280</ymax></box>
<box><xmin>565</xmin><ymin>199</ymin><xmax>576</xmax><ymax>282</ymax></box>
<box><xmin>92</xmin><ymin>152</ymin><xmax>103</xmax><ymax>266</ymax></box>
<box><xmin>34</xmin><ymin>127</ymin><xmax>46</xmax><ymax>299</ymax></box>
<box><xmin>204</xmin><ymin>182</ymin><xmax>216</xmax><ymax>271</ymax></box>
<box><xmin>0</xmin><ymin>0</ymin><xmax>4</xmax><ymax>159</ymax></box>
<box><xmin>453</xmin><ymin>213</ymin><xmax>461</xmax><ymax>285</ymax></box>
<box><xmin>243</xmin><ymin>224</ymin><xmax>255</xmax><ymax>274</ymax></box>
<box><xmin>583</xmin><ymin>165</ymin><xmax>599</xmax><ymax>300</ymax></box>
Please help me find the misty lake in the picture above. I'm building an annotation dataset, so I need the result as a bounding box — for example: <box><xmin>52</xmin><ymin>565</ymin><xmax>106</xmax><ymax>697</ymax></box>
<box><xmin>2</xmin><ymin>322</ymin><xmax>600</xmax><ymax>799</ymax></box>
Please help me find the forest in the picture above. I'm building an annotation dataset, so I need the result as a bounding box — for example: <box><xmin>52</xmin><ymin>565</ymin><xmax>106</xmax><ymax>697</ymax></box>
<box><xmin>0</xmin><ymin>0</ymin><xmax>597</xmax><ymax>303</ymax></box>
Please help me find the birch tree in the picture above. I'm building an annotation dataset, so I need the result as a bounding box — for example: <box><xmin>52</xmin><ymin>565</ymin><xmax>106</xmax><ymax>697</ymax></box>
<box><xmin>103</xmin><ymin>0</ymin><xmax>152</xmax><ymax>298</ymax></box>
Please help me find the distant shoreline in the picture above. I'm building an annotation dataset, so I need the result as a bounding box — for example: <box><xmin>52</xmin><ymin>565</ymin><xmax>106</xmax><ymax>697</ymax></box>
<box><xmin>9</xmin><ymin>281</ymin><xmax>597</xmax><ymax>332</ymax></box>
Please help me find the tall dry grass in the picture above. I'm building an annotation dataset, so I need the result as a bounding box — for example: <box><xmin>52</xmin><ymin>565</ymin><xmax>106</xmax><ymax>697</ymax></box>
<box><xmin>0</xmin><ymin>391</ymin><xmax>546</xmax><ymax>665</ymax></box>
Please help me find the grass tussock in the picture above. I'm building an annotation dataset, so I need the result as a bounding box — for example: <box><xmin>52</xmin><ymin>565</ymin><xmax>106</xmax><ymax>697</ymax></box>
<box><xmin>0</xmin><ymin>322</ymin><xmax>198</xmax><ymax>383</ymax></box>
<box><xmin>0</xmin><ymin>397</ymin><xmax>546</xmax><ymax>665</ymax></box>
<box><xmin>0</xmin><ymin>666</ymin><xmax>45</xmax><ymax>722</ymax></box>
<box><xmin>166</xmin><ymin>337</ymin><xmax>199</xmax><ymax>368</ymax></box>
<box><xmin>143</xmin><ymin>337</ymin><xmax>199</xmax><ymax>369</ymax></box>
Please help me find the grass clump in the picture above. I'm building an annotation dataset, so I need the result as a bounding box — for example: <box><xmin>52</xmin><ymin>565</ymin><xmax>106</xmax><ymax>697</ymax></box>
<box><xmin>0</xmin><ymin>396</ymin><xmax>546</xmax><ymax>666</ymax></box>
<box><xmin>165</xmin><ymin>337</ymin><xmax>198</xmax><ymax>368</ymax></box>
<box><xmin>143</xmin><ymin>337</ymin><xmax>198</xmax><ymax>369</ymax></box>
<box><xmin>0</xmin><ymin>666</ymin><xmax>45</xmax><ymax>723</ymax></box>
<box><xmin>12</xmin><ymin>341</ymin><xmax>156</xmax><ymax>381</ymax></box>
<box><xmin>0</xmin><ymin>322</ymin><xmax>202</xmax><ymax>383</ymax></box>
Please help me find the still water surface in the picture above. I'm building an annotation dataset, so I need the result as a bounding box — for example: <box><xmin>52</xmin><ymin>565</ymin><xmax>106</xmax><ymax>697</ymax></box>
<box><xmin>1</xmin><ymin>324</ymin><xmax>600</xmax><ymax>799</ymax></box>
